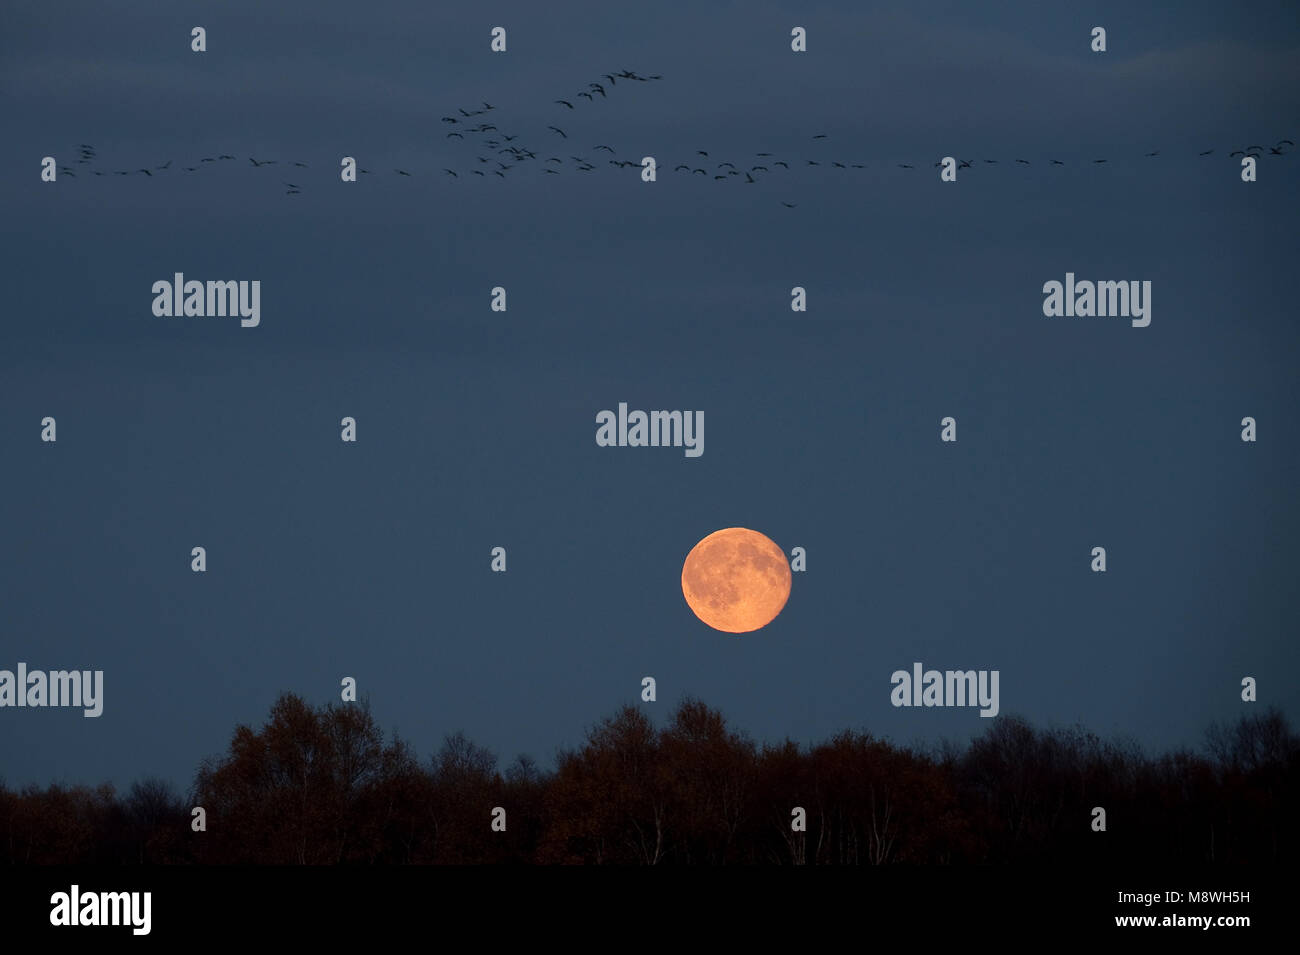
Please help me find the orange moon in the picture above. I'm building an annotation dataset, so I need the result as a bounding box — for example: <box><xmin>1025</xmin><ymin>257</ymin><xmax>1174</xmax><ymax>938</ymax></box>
<box><xmin>681</xmin><ymin>528</ymin><xmax>792</xmax><ymax>633</ymax></box>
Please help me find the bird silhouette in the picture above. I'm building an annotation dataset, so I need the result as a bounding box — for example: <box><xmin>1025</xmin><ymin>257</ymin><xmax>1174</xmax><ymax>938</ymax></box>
<box><xmin>63</xmin><ymin>79</ymin><xmax>1288</xmax><ymax>196</ymax></box>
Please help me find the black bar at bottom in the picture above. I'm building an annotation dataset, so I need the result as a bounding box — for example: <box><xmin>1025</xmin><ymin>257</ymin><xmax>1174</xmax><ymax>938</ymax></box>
<box><xmin>0</xmin><ymin>865</ymin><xmax>1279</xmax><ymax>942</ymax></box>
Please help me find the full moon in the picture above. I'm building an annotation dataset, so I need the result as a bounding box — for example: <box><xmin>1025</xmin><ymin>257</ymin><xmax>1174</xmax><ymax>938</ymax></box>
<box><xmin>681</xmin><ymin>528</ymin><xmax>792</xmax><ymax>633</ymax></box>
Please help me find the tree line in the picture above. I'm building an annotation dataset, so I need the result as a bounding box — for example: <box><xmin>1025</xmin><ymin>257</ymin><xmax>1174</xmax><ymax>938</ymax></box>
<box><xmin>2</xmin><ymin>694</ymin><xmax>1294</xmax><ymax>864</ymax></box>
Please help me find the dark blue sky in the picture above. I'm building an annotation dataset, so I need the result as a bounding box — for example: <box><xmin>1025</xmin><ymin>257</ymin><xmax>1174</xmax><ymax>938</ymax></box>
<box><xmin>2</xmin><ymin>0</ymin><xmax>1298</xmax><ymax>793</ymax></box>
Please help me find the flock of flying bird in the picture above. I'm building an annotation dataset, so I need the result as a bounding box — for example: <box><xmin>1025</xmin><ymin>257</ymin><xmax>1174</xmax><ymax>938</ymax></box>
<box><xmin>57</xmin><ymin>72</ymin><xmax>1294</xmax><ymax>208</ymax></box>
